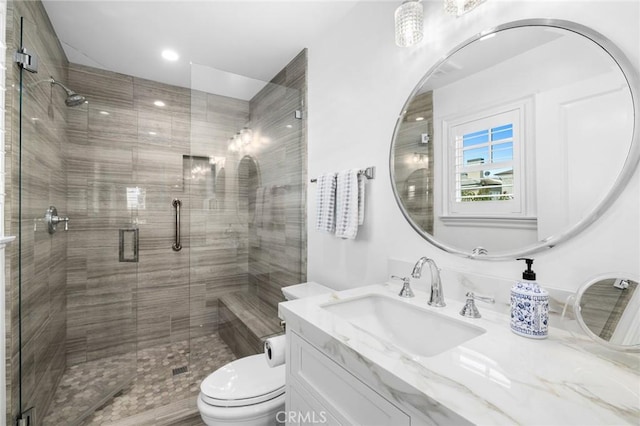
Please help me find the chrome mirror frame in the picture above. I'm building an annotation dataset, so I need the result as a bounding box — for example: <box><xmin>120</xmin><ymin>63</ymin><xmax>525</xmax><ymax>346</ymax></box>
<box><xmin>389</xmin><ymin>19</ymin><xmax>640</xmax><ymax>260</ymax></box>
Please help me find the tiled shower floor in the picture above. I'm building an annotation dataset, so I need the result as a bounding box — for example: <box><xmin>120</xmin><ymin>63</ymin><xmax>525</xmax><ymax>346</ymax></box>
<box><xmin>43</xmin><ymin>334</ymin><xmax>236</xmax><ymax>425</ymax></box>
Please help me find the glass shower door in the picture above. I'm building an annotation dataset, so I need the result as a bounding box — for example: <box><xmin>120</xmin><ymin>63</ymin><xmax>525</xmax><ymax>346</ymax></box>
<box><xmin>14</xmin><ymin>15</ymin><xmax>138</xmax><ymax>425</ymax></box>
<box><xmin>187</xmin><ymin>52</ymin><xmax>307</xmax><ymax>380</ymax></box>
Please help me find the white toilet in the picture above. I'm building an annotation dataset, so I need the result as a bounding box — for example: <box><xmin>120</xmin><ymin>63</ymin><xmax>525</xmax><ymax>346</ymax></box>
<box><xmin>197</xmin><ymin>355</ymin><xmax>286</xmax><ymax>425</ymax></box>
<box><xmin>197</xmin><ymin>282</ymin><xmax>332</xmax><ymax>425</ymax></box>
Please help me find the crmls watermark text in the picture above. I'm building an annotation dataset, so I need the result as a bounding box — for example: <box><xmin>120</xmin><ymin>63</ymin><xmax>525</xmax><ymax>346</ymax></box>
<box><xmin>276</xmin><ymin>410</ymin><xmax>328</xmax><ymax>424</ymax></box>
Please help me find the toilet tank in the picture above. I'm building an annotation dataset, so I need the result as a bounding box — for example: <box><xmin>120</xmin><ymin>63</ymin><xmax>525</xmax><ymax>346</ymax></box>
<box><xmin>281</xmin><ymin>282</ymin><xmax>332</xmax><ymax>300</ymax></box>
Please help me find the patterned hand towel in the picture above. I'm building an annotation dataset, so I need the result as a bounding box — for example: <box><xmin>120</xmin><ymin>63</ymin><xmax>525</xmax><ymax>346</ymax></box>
<box><xmin>357</xmin><ymin>172</ymin><xmax>365</xmax><ymax>226</ymax></box>
<box><xmin>335</xmin><ymin>169</ymin><xmax>359</xmax><ymax>239</ymax></box>
<box><xmin>315</xmin><ymin>173</ymin><xmax>337</xmax><ymax>233</ymax></box>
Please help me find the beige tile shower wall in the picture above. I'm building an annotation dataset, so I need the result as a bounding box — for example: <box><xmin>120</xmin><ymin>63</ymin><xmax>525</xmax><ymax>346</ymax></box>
<box><xmin>4</xmin><ymin>1</ymin><xmax>69</xmax><ymax>423</ymax></box>
<box><xmin>65</xmin><ymin>64</ymin><xmax>139</xmax><ymax>363</ymax></box>
<box><xmin>247</xmin><ymin>50</ymin><xmax>308</xmax><ymax>312</ymax></box>
<box><xmin>66</xmin><ymin>63</ymin><xmax>251</xmax><ymax>360</ymax></box>
<box><xmin>0</xmin><ymin>0</ymin><xmax>7</xmax><ymax>420</ymax></box>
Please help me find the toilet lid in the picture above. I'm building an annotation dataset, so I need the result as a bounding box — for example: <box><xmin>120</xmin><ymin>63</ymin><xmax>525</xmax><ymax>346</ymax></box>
<box><xmin>200</xmin><ymin>354</ymin><xmax>285</xmax><ymax>407</ymax></box>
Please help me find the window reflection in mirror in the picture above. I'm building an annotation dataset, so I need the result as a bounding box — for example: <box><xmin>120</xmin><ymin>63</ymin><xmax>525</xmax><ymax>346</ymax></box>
<box><xmin>390</xmin><ymin>21</ymin><xmax>637</xmax><ymax>257</ymax></box>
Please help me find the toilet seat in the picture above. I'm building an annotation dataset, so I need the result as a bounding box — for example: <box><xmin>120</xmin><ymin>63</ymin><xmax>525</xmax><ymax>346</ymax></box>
<box><xmin>200</xmin><ymin>354</ymin><xmax>285</xmax><ymax>408</ymax></box>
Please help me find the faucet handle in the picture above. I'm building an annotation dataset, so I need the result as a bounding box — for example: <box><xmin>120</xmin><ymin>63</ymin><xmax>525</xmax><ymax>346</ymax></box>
<box><xmin>460</xmin><ymin>292</ymin><xmax>495</xmax><ymax>318</ymax></box>
<box><xmin>391</xmin><ymin>275</ymin><xmax>415</xmax><ymax>298</ymax></box>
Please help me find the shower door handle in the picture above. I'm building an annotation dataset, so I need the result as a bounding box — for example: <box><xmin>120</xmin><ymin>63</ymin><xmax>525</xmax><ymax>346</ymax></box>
<box><xmin>172</xmin><ymin>199</ymin><xmax>182</xmax><ymax>251</ymax></box>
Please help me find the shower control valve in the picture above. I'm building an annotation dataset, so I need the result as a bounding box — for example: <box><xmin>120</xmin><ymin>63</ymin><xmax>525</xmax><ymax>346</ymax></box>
<box><xmin>45</xmin><ymin>206</ymin><xmax>70</xmax><ymax>234</ymax></box>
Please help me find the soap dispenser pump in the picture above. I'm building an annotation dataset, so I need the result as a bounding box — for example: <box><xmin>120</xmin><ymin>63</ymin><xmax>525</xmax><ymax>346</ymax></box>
<box><xmin>510</xmin><ymin>258</ymin><xmax>549</xmax><ymax>339</ymax></box>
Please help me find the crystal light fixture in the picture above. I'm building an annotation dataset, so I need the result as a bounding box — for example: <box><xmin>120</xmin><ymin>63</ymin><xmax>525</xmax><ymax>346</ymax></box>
<box><xmin>444</xmin><ymin>0</ymin><xmax>486</xmax><ymax>17</ymax></box>
<box><xmin>395</xmin><ymin>0</ymin><xmax>424</xmax><ymax>47</ymax></box>
<box><xmin>240</xmin><ymin>127</ymin><xmax>253</xmax><ymax>145</ymax></box>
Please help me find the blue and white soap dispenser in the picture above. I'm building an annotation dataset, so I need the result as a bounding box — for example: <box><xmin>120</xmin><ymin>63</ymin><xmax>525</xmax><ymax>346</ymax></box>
<box><xmin>510</xmin><ymin>258</ymin><xmax>549</xmax><ymax>339</ymax></box>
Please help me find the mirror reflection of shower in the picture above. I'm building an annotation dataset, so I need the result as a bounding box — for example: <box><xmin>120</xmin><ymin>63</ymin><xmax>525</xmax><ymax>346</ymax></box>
<box><xmin>238</xmin><ymin>155</ymin><xmax>260</xmax><ymax>218</ymax></box>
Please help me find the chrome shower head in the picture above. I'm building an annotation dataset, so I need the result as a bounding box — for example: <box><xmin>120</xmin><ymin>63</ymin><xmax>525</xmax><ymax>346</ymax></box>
<box><xmin>64</xmin><ymin>92</ymin><xmax>86</xmax><ymax>107</ymax></box>
<box><xmin>49</xmin><ymin>77</ymin><xmax>86</xmax><ymax>107</ymax></box>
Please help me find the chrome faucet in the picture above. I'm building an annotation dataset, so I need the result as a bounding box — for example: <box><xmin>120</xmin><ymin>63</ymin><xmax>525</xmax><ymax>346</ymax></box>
<box><xmin>459</xmin><ymin>292</ymin><xmax>495</xmax><ymax>318</ymax></box>
<box><xmin>391</xmin><ymin>275</ymin><xmax>415</xmax><ymax>298</ymax></box>
<box><xmin>412</xmin><ymin>257</ymin><xmax>445</xmax><ymax>307</ymax></box>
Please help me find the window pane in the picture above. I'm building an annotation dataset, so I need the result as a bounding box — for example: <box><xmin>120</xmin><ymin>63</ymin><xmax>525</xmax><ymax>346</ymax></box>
<box><xmin>463</xmin><ymin>147</ymin><xmax>489</xmax><ymax>165</ymax></box>
<box><xmin>492</xmin><ymin>142</ymin><xmax>513</xmax><ymax>162</ymax></box>
<box><xmin>457</xmin><ymin>167</ymin><xmax>513</xmax><ymax>202</ymax></box>
<box><xmin>462</xmin><ymin>129</ymin><xmax>489</xmax><ymax>147</ymax></box>
<box><xmin>491</xmin><ymin>124</ymin><xmax>513</xmax><ymax>141</ymax></box>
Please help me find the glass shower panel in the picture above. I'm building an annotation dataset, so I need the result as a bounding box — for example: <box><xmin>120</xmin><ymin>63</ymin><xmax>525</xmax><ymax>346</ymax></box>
<box><xmin>184</xmin><ymin>66</ymin><xmax>250</xmax><ymax>389</ymax></box>
<box><xmin>188</xmin><ymin>52</ymin><xmax>307</xmax><ymax>380</ymax></box>
<box><xmin>128</xmin><ymin>78</ymin><xmax>194</xmax><ymax>408</ymax></box>
<box><xmin>14</xmin><ymin>15</ymin><xmax>137</xmax><ymax>425</ymax></box>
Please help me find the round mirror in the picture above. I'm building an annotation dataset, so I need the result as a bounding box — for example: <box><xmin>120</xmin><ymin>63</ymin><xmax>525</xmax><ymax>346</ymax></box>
<box><xmin>574</xmin><ymin>275</ymin><xmax>640</xmax><ymax>352</ymax></box>
<box><xmin>390</xmin><ymin>20</ymin><xmax>639</xmax><ymax>259</ymax></box>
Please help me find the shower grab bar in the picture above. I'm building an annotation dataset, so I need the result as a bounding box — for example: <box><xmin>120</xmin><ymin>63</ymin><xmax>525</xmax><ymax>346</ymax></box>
<box><xmin>172</xmin><ymin>199</ymin><xmax>182</xmax><ymax>252</ymax></box>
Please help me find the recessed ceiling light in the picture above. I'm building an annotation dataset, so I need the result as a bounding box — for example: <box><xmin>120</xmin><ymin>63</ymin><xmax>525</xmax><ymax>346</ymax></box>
<box><xmin>415</xmin><ymin>116</ymin><xmax>425</xmax><ymax>121</ymax></box>
<box><xmin>99</xmin><ymin>111</ymin><xmax>110</xmax><ymax>115</ymax></box>
<box><xmin>161</xmin><ymin>49</ymin><xmax>179</xmax><ymax>61</ymax></box>
<box><xmin>148</xmin><ymin>131</ymin><xmax>157</xmax><ymax>135</ymax></box>
<box><xmin>154</xmin><ymin>100</ymin><xmax>166</xmax><ymax>107</ymax></box>
<box><xmin>285</xmin><ymin>124</ymin><xmax>293</xmax><ymax>129</ymax></box>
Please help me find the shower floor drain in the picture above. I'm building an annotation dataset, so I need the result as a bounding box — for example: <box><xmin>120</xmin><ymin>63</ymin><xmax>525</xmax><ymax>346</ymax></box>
<box><xmin>172</xmin><ymin>366</ymin><xmax>188</xmax><ymax>376</ymax></box>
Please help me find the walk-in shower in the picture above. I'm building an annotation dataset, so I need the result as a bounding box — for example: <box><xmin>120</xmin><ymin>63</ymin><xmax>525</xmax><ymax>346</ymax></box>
<box><xmin>6</xmin><ymin>5</ymin><xmax>307</xmax><ymax>426</ymax></box>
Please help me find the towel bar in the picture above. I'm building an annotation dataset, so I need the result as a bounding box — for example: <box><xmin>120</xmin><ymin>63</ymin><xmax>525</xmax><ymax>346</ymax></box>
<box><xmin>310</xmin><ymin>166</ymin><xmax>375</xmax><ymax>183</ymax></box>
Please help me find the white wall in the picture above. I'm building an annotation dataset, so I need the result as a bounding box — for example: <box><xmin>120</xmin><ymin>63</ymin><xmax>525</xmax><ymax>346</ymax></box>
<box><xmin>307</xmin><ymin>0</ymin><xmax>640</xmax><ymax>292</ymax></box>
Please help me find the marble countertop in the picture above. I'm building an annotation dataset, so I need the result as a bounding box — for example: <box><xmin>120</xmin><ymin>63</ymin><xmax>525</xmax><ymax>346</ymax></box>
<box><xmin>279</xmin><ymin>282</ymin><xmax>639</xmax><ymax>425</ymax></box>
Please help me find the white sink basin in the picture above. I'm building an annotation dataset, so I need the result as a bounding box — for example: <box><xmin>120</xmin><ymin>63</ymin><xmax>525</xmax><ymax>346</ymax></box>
<box><xmin>322</xmin><ymin>294</ymin><xmax>485</xmax><ymax>357</ymax></box>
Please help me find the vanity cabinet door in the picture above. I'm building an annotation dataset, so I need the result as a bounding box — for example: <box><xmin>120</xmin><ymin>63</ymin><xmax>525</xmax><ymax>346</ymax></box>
<box><xmin>288</xmin><ymin>376</ymin><xmax>342</xmax><ymax>425</ymax></box>
<box><xmin>288</xmin><ymin>331</ymin><xmax>411</xmax><ymax>426</ymax></box>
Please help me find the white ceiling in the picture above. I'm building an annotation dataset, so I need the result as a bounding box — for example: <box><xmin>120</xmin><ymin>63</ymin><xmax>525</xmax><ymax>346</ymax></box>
<box><xmin>41</xmin><ymin>1</ymin><xmax>376</xmax><ymax>98</ymax></box>
<box><xmin>421</xmin><ymin>27</ymin><xmax>565</xmax><ymax>91</ymax></box>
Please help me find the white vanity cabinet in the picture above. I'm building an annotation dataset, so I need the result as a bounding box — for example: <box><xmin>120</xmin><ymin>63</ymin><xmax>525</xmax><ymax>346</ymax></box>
<box><xmin>280</xmin><ymin>285</ymin><xmax>640</xmax><ymax>425</ymax></box>
<box><xmin>286</xmin><ymin>331</ymin><xmax>426</xmax><ymax>426</ymax></box>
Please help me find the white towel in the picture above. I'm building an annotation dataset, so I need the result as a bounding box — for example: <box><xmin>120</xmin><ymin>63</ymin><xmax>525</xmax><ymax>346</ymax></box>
<box><xmin>357</xmin><ymin>173</ymin><xmax>365</xmax><ymax>226</ymax></box>
<box><xmin>315</xmin><ymin>173</ymin><xmax>337</xmax><ymax>233</ymax></box>
<box><xmin>335</xmin><ymin>169</ymin><xmax>359</xmax><ymax>239</ymax></box>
